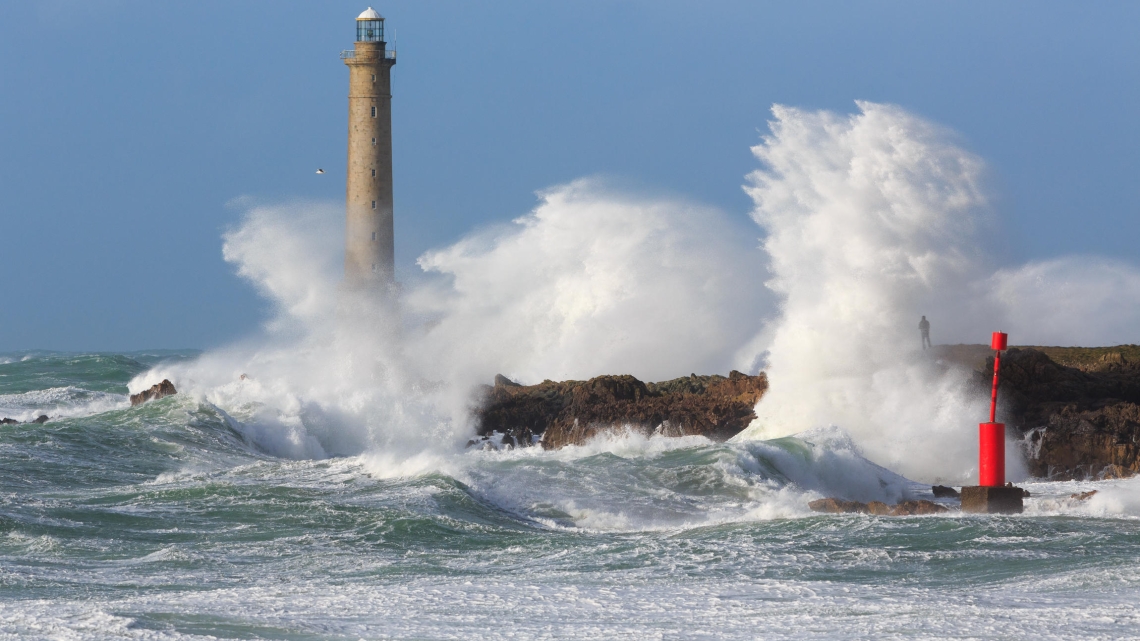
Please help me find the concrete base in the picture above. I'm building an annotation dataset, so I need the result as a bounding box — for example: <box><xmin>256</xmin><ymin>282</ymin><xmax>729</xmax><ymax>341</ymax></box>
<box><xmin>960</xmin><ymin>485</ymin><xmax>1025</xmax><ymax>514</ymax></box>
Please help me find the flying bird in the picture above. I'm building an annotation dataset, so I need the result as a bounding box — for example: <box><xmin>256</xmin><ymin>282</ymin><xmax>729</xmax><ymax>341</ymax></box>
<box><xmin>315</xmin><ymin>168</ymin><xmax>325</xmax><ymax>174</ymax></box>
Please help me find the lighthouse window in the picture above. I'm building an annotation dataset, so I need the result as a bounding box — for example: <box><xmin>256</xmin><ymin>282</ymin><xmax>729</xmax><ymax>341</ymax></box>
<box><xmin>372</xmin><ymin>138</ymin><xmax>376</xmax><ymax>146</ymax></box>
<box><xmin>372</xmin><ymin>200</ymin><xmax>377</xmax><ymax>209</ymax></box>
<box><xmin>371</xmin><ymin>74</ymin><xmax>376</xmax><ymax>82</ymax></box>
<box><xmin>371</xmin><ymin>106</ymin><xmax>377</xmax><ymax>118</ymax></box>
<box><xmin>371</xmin><ymin>169</ymin><xmax>376</xmax><ymax>177</ymax></box>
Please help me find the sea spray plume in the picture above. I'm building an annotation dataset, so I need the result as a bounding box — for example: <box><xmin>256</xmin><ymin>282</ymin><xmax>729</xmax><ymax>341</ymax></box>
<box><xmin>133</xmin><ymin>181</ymin><xmax>771</xmax><ymax>466</ymax></box>
<box><xmin>134</xmin><ymin>202</ymin><xmax>460</xmax><ymax>465</ymax></box>
<box><xmin>220</xmin><ymin>201</ymin><xmax>342</xmax><ymax>334</ymax></box>
<box><xmin>988</xmin><ymin>256</ymin><xmax>1140</xmax><ymax>346</ymax></box>
<box><xmin>404</xmin><ymin>178</ymin><xmax>772</xmax><ymax>387</ymax></box>
<box><xmin>735</xmin><ymin>102</ymin><xmax>1011</xmax><ymax>483</ymax></box>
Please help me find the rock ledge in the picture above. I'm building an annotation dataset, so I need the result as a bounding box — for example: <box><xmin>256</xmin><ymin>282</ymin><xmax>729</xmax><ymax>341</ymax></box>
<box><xmin>475</xmin><ymin>371</ymin><xmax>767</xmax><ymax>449</ymax></box>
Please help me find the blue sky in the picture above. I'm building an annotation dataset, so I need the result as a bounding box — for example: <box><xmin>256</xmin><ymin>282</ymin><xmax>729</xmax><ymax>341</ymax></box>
<box><xmin>2</xmin><ymin>1</ymin><xmax>1138</xmax><ymax>351</ymax></box>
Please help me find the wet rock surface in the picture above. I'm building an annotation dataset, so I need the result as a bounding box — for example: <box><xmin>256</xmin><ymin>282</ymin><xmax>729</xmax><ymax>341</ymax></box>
<box><xmin>130</xmin><ymin>379</ymin><xmax>178</xmax><ymax>407</ymax></box>
<box><xmin>974</xmin><ymin>347</ymin><xmax>1140</xmax><ymax>481</ymax></box>
<box><xmin>1</xmin><ymin>416</ymin><xmax>48</xmax><ymax>425</ymax></box>
<box><xmin>808</xmin><ymin>498</ymin><xmax>949</xmax><ymax>516</ymax></box>
<box><xmin>932</xmin><ymin>485</ymin><xmax>960</xmax><ymax>498</ymax></box>
<box><xmin>807</xmin><ymin>498</ymin><xmax>870</xmax><ymax>514</ymax></box>
<box><xmin>474</xmin><ymin>371</ymin><xmax>767</xmax><ymax>450</ymax></box>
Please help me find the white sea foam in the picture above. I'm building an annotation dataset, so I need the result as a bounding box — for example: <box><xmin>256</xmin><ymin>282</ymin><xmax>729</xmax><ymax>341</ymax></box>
<box><xmin>1021</xmin><ymin>477</ymin><xmax>1140</xmax><ymax>519</ymax></box>
<box><xmin>3</xmin><ymin>545</ymin><xmax>1138</xmax><ymax>641</ymax></box>
<box><xmin>0</xmin><ymin>386</ymin><xmax>128</xmax><ymax>422</ymax></box>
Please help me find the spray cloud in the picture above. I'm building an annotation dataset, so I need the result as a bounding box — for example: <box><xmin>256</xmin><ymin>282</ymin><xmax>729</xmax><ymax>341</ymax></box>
<box><xmin>133</xmin><ymin>102</ymin><xmax>1140</xmax><ymax>485</ymax></box>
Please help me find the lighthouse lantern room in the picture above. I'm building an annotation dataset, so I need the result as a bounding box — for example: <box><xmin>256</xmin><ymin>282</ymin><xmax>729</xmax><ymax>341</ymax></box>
<box><xmin>357</xmin><ymin>8</ymin><xmax>384</xmax><ymax>42</ymax></box>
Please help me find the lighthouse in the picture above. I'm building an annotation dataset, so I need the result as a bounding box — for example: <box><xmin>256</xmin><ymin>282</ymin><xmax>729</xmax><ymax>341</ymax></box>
<box><xmin>342</xmin><ymin>8</ymin><xmax>396</xmax><ymax>290</ymax></box>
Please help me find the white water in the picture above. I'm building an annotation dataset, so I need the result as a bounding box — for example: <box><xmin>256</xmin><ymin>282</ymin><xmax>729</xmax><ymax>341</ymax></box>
<box><xmin>0</xmin><ymin>387</ymin><xmax>128</xmax><ymax>422</ymax></box>
<box><xmin>127</xmin><ymin>101</ymin><xmax>1140</xmax><ymax>488</ymax></box>
<box><xmin>735</xmin><ymin>102</ymin><xmax>1001</xmax><ymax>483</ymax></box>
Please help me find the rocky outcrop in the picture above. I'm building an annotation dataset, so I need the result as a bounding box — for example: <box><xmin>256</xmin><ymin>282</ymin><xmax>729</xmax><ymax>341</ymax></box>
<box><xmin>1024</xmin><ymin>402</ymin><xmax>1140</xmax><ymax>480</ymax></box>
<box><xmin>975</xmin><ymin>348</ymin><xmax>1140</xmax><ymax>481</ymax></box>
<box><xmin>130</xmin><ymin>379</ymin><xmax>177</xmax><ymax>406</ymax></box>
<box><xmin>932</xmin><ymin>485</ymin><xmax>960</xmax><ymax>498</ymax></box>
<box><xmin>1</xmin><ymin>416</ymin><xmax>49</xmax><ymax>425</ymax></box>
<box><xmin>474</xmin><ymin>371</ymin><xmax>767</xmax><ymax>450</ymax></box>
<box><xmin>808</xmin><ymin>498</ymin><xmax>948</xmax><ymax>515</ymax></box>
<box><xmin>808</xmin><ymin>498</ymin><xmax>870</xmax><ymax>514</ymax></box>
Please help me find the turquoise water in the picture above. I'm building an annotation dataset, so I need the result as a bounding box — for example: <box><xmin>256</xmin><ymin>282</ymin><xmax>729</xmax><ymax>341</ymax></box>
<box><xmin>2</xmin><ymin>351</ymin><xmax>1139</xmax><ymax>640</ymax></box>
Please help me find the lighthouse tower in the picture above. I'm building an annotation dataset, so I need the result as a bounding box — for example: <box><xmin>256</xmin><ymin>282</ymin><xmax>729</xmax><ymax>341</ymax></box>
<box><xmin>342</xmin><ymin>8</ymin><xmax>396</xmax><ymax>290</ymax></box>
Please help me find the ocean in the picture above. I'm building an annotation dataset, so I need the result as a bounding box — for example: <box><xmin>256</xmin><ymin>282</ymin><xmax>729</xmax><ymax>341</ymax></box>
<box><xmin>2</xmin><ymin>351</ymin><xmax>1139</xmax><ymax>640</ymax></box>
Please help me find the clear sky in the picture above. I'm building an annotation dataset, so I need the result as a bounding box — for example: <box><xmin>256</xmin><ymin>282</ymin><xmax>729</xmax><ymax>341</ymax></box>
<box><xmin>2</xmin><ymin>1</ymin><xmax>1138</xmax><ymax>351</ymax></box>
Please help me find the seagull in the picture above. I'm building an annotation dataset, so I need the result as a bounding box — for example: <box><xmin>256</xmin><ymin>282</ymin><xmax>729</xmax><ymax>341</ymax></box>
<box><xmin>315</xmin><ymin>168</ymin><xmax>325</xmax><ymax>174</ymax></box>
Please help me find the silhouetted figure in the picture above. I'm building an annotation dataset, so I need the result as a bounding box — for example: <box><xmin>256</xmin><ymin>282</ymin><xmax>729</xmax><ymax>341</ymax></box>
<box><xmin>919</xmin><ymin>316</ymin><xmax>931</xmax><ymax>349</ymax></box>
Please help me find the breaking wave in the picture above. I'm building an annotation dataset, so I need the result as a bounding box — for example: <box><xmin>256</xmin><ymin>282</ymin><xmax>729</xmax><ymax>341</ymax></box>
<box><xmin>116</xmin><ymin>102</ymin><xmax>1140</xmax><ymax>490</ymax></box>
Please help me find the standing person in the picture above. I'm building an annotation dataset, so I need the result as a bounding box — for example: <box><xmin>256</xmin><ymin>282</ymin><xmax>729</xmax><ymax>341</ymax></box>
<box><xmin>919</xmin><ymin>316</ymin><xmax>931</xmax><ymax>350</ymax></box>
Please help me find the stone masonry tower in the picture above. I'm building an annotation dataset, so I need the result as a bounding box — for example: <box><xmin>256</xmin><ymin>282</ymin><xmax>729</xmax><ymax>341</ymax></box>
<box><xmin>342</xmin><ymin>8</ymin><xmax>396</xmax><ymax>290</ymax></box>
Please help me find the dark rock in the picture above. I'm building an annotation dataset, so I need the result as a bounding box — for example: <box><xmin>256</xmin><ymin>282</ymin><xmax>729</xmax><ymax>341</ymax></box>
<box><xmin>960</xmin><ymin>347</ymin><xmax>1140</xmax><ymax>481</ymax></box>
<box><xmin>1023</xmin><ymin>403</ymin><xmax>1140</xmax><ymax>480</ymax></box>
<box><xmin>1004</xmin><ymin>482</ymin><xmax>1030</xmax><ymax>498</ymax></box>
<box><xmin>31</xmin><ymin>415</ymin><xmax>48</xmax><ymax>424</ymax></box>
<box><xmin>475</xmin><ymin>371</ymin><xmax>767</xmax><ymax>450</ymax></box>
<box><xmin>889</xmin><ymin>500</ymin><xmax>949</xmax><ymax>516</ymax></box>
<box><xmin>1</xmin><ymin>418</ymin><xmax>17</xmax><ymax>425</ymax></box>
<box><xmin>130</xmin><ymin>379</ymin><xmax>177</xmax><ymax>406</ymax></box>
<box><xmin>960</xmin><ymin>485</ymin><xmax>1024</xmax><ymax>514</ymax></box>
<box><xmin>808</xmin><ymin>498</ymin><xmax>869</xmax><ymax>514</ymax></box>
<box><xmin>494</xmin><ymin>374</ymin><xmax>521</xmax><ymax>388</ymax></box>
<box><xmin>932</xmin><ymin>485</ymin><xmax>960</xmax><ymax>498</ymax></box>
<box><xmin>1071</xmin><ymin>490</ymin><xmax>1098</xmax><ymax>501</ymax></box>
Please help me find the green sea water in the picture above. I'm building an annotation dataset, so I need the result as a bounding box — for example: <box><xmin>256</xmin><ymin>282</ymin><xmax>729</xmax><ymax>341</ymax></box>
<box><xmin>2</xmin><ymin>351</ymin><xmax>1139</xmax><ymax>640</ymax></box>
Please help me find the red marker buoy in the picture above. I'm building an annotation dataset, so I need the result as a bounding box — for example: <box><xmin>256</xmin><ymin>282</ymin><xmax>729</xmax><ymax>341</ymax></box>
<box><xmin>979</xmin><ymin>331</ymin><xmax>1008</xmax><ymax>486</ymax></box>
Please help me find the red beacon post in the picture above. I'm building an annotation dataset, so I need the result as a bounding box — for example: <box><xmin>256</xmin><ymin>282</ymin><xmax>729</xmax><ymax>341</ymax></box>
<box><xmin>960</xmin><ymin>331</ymin><xmax>1025</xmax><ymax>514</ymax></box>
<box><xmin>978</xmin><ymin>331</ymin><xmax>1008</xmax><ymax>486</ymax></box>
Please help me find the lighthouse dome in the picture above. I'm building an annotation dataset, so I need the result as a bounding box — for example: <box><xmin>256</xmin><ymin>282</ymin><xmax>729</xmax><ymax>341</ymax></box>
<box><xmin>357</xmin><ymin>7</ymin><xmax>383</xmax><ymax>20</ymax></box>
